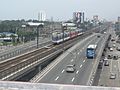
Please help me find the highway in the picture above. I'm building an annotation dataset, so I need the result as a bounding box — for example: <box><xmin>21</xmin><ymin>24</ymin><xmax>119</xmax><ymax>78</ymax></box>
<box><xmin>98</xmin><ymin>28</ymin><xmax>120</xmax><ymax>87</ymax></box>
<box><xmin>32</xmin><ymin>32</ymin><xmax>108</xmax><ymax>85</ymax></box>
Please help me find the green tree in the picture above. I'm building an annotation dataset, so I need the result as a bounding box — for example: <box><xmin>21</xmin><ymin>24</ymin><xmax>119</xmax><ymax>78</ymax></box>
<box><xmin>10</xmin><ymin>34</ymin><xmax>17</xmax><ymax>43</ymax></box>
<box><xmin>0</xmin><ymin>34</ymin><xmax>6</xmax><ymax>38</ymax></box>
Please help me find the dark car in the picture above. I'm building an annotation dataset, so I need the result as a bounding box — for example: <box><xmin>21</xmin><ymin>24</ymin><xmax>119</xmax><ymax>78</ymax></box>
<box><xmin>107</xmin><ymin>54</ymin><xmax>113</xmax><ymax>59</ymax></box>
<box><xmin>98</xmin><ymin>60</ymin><xmax>103</xmax><ymax>69</ymax></box>
<box><xmin>97</xmin><ymin>35</ymin><xmax>100</xmax><ymax>38</ymax></box>
<box><xmin>116</xmin><ymin>47</ymin><xmax>120</xmax><ymax>51</ymax></box>
<box><xmin>113</xmin><ymin>55</ymin><xmax>118</xmax><ymax>60</ymax></box>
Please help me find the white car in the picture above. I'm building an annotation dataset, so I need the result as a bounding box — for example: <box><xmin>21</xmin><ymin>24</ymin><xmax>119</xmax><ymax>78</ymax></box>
<box><xmin>109</xmin><ymin>73</ymin><xmax>116</xmax><ymax>79</ymax></box>
<box><xmin>110</xmin><ymin>48</ymin><xmax>113</xmax><ymax>51</ymax></box>
<box><xmin>113</xmin><ymin>44</ymin><xmax>116</xmax><ymax>47</ymax></box>
<box><xmin>104</xmin><ymin>57</ymin><xmax>108</xmax><ymax>61</ymax></box>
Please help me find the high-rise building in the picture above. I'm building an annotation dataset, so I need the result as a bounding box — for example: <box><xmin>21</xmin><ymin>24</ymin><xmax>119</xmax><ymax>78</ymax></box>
<box><xmin>38</xmin><ymin>11</ymin><xmax>46</xmax><ymax>21</ymax></box>
<box><xmin>82</xmin><ymin>12</ymin><xmax>85</xmax><ymax>23</ymax></box>
<box><xmin>73</xmin><ymin>12</ymin><xmax>84</xmax><ymax>24</ymax></box>
<box><xmin>93</xmin><ymin>15</ymin><xmax>99</xmax><ymax>22</ymax></box>
<box><xmin>118</xmin><ymin>16</ymin><xmax>120</xmax><ymax>22</ymax></box>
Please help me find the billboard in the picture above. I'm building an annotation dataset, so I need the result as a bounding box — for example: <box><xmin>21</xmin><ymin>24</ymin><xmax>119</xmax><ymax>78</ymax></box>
<box><xmin>73</xmin><ymin>12</ymin><xmax>84</xmax><ymax>24</ymax></box>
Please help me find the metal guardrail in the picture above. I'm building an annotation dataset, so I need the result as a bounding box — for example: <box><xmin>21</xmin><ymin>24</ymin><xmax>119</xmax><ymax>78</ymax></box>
<box><xmin>0</xmin><ymin>41</ymin><xmax>52</xmax><ymax>61</ymax></box>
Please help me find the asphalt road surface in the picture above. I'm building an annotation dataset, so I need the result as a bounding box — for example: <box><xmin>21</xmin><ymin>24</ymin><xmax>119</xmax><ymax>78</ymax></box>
<box><xmin>36</xmin><ymin>32</ymin><xmax>107</xmax><ymax>85</ymax></box>
<box><xmin>98</xmin><ymin>28</ymin><xmax>120</xmax><ymax>87</ymax></box>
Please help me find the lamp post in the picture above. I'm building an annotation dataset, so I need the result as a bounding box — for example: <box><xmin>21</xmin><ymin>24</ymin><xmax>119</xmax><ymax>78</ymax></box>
<box><xmin>36</xmin><ymin>23</ymin><xmax>44</xmax><ymax>48</ymax></box>
<box><xmin>21</xmin><ymin>25</ymin><xmax>26</xmax><ymax>44</ymax></box>
<box><xmin>62</xmin><ymin>23</ymin><xmax>67</xmax><ymax>52</ymax></box>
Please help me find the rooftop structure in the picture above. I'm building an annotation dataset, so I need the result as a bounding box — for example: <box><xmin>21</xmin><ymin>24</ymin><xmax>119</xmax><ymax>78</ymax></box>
<box><xmin>27</xmin><ymin>22</ymin><xmax>44</xmax><ymax>26</ymax></box>
<box><xmin>87</xmin><ymin>45</ymin><xmax>97</xmax><ymax>49</ymax></box>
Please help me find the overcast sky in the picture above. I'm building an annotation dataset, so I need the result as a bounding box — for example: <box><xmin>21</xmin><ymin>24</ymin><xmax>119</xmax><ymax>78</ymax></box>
<box><xmin>0</xmin><ymin>0</ymin><xmax>120</xmax><ymax>21</ymax></box>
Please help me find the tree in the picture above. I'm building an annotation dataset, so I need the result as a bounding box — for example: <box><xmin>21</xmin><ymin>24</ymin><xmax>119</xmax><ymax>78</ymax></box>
<box><xmin>0</xmin><ymin>34</ymin><xmax>6</xmax><ymax>38</ymax></box>
<box><xmin>10</xmin><ymin>34</ymin><xmax>17</xmax><ymax>43</ymax></box>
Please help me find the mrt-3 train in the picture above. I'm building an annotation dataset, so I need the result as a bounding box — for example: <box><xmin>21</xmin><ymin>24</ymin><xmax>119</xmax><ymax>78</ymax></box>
<box><xmin>52</xmin><ymin>29</ymin><xmax>83</xmax><ymax>44</ymax></box>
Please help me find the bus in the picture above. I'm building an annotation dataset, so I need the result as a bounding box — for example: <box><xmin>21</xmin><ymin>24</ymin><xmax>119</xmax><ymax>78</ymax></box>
<box><xmin>86</xmin><ymin>44</ymin><xmax>97</xmax><ymax>58</ymax></box>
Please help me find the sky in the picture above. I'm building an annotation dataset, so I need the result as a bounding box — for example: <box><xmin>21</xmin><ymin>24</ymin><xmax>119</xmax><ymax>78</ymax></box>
<box><xmin>0</xmin><ymin>0</ymin><xmax>120</xmax><ymax>21</ymax></box>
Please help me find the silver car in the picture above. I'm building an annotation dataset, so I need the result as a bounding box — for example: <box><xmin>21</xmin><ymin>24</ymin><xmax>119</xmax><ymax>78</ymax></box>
<box><xmin>66</xmin><ymin>65</ymin><xmax>75</xmax><ymax>73</ymax></box>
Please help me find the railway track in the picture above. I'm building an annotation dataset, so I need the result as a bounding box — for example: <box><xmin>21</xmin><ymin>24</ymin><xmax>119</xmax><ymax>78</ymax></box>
<box><xmin>0</xmin><ymin>44</ymin><xmax>54</xmax><ymax>71</ymax></box>
<box><xmin>0</xmin><ymin>26</ymin><xmax>103</xmax><ymax>80</ymax></box>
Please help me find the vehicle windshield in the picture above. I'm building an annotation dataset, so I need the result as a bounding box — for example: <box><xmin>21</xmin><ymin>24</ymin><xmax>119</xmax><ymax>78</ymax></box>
<box><xmin>87</xmin><ymin>49</ymin><xmax>94</xmax><ymax>54</ymax></box>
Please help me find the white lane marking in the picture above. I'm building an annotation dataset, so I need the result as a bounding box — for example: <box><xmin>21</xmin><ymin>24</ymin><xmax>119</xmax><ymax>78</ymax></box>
<box><xmin>80</xmin><ymin>65</ymin><xmax>82</xmax><ymax>68</ymax></box>
<box><xmin>71</xmin><ymin>59</ymin><xmax>74</xmax><ymax>62</ymax></box>
<box><xmin>83</xmin><ymin>60</ymin><xmax>86</xmax><ymax>63</ymax></box>
<box><xmin>78</xmin><ymin>52</ymin><xmax>80</xmax><ymax>54</ymax></box>
<box><xmin>55</xmin><ymin>76</ymin><xmax>59</xmax><ymax>81</ymax></box>
<box><xmin>71</xmin><ymin>77</ymin><xmax>75</xmax><ymax>82</ymax></box>
<box><xmin>61</xmin><ymin>69</ymin><xmax>65</xmax><ymax>73</ymax></box>
<box><xmin>11</xmin><ymin>64</ymin><xmax>15</xmax><ymax>67</ymax></box>
<box><xmin>29</xmin><ymin>34</ymin><xmax>97</xmax><ymax>82</ymax></box>
<box><xmin>76</xmin><ymin>70</ymin><xmax>79</xmax><ymax>74</ymax></box>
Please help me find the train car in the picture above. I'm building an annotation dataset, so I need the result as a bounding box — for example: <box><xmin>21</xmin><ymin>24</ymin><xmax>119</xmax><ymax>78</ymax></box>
<box><xmin>52</xmin><ymin>28</ymin><xmax>83</xmax><ymax>44</ymax></box>
<box><xmin>52</xmin><ymin>32</ymin><xmax>70</xmax><ymax>44</ymax></box>
<box><xmin>70</xmin><ymin>30</ymin><xmax>76</xmax><ymax>38</ymax></box>
<box><xmin>52</xmin><ymin>30</ymin><xmax>83</xmax><ymax>44</ymax></box>
<box><xmin>52</xmin><ymin>32</ymin><xmax>57</xmax><ymax>43</ymax></box>
<box><xmin>52</xmin><ymin>32</ymin><xmax>62</xmax><ymax>44</ymax></box>
<box><xmin>77</xmin><ymin>29</ymin><xmax>83</xmax><ymax>35</ymax></box>
<box><xmin>64</xmin><ymin>32</ymin><xmax>70</xmax><ymax>40</ymax></box>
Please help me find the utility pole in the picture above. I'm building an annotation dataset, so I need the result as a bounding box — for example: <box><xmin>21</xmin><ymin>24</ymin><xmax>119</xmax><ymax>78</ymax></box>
<box><xmin>36</xmin><ymin>26</ymin><xmax>39</xmax><ymax>48</ymax></box>
<box><xmin>62</xmin><ymin>23</ymin><xmax>67</xmax><ymax>52</ymax></box>
<box><xmin>36</xmin><ymin>23</ymin><xmax>44</xmax><ymax>48</ymax></box>
<box><xmin>21</xmin><ymin>25</ymin><xmax>26</xmax><ymax>44</ymax></box>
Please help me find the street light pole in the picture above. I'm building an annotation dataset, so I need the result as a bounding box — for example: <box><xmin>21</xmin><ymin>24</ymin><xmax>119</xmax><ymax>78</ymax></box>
<box><xmin>37</xmin><ymin>26</ymin><xmax>39</xmax><ymax>48</ymax></box>
<box><xmin>21</xmin><ymin>25</ymin><xmax>26</xmax><ymax>44</ymax></box>
<box><xmin>36</xmin><ymin>24</ymin><xmax>44</xmax><ymax>48</ymax></box>
<box><xmin>62</xmin><ymin>23</ymin><xmax>67</xmax><ymax>52</ymax></box>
